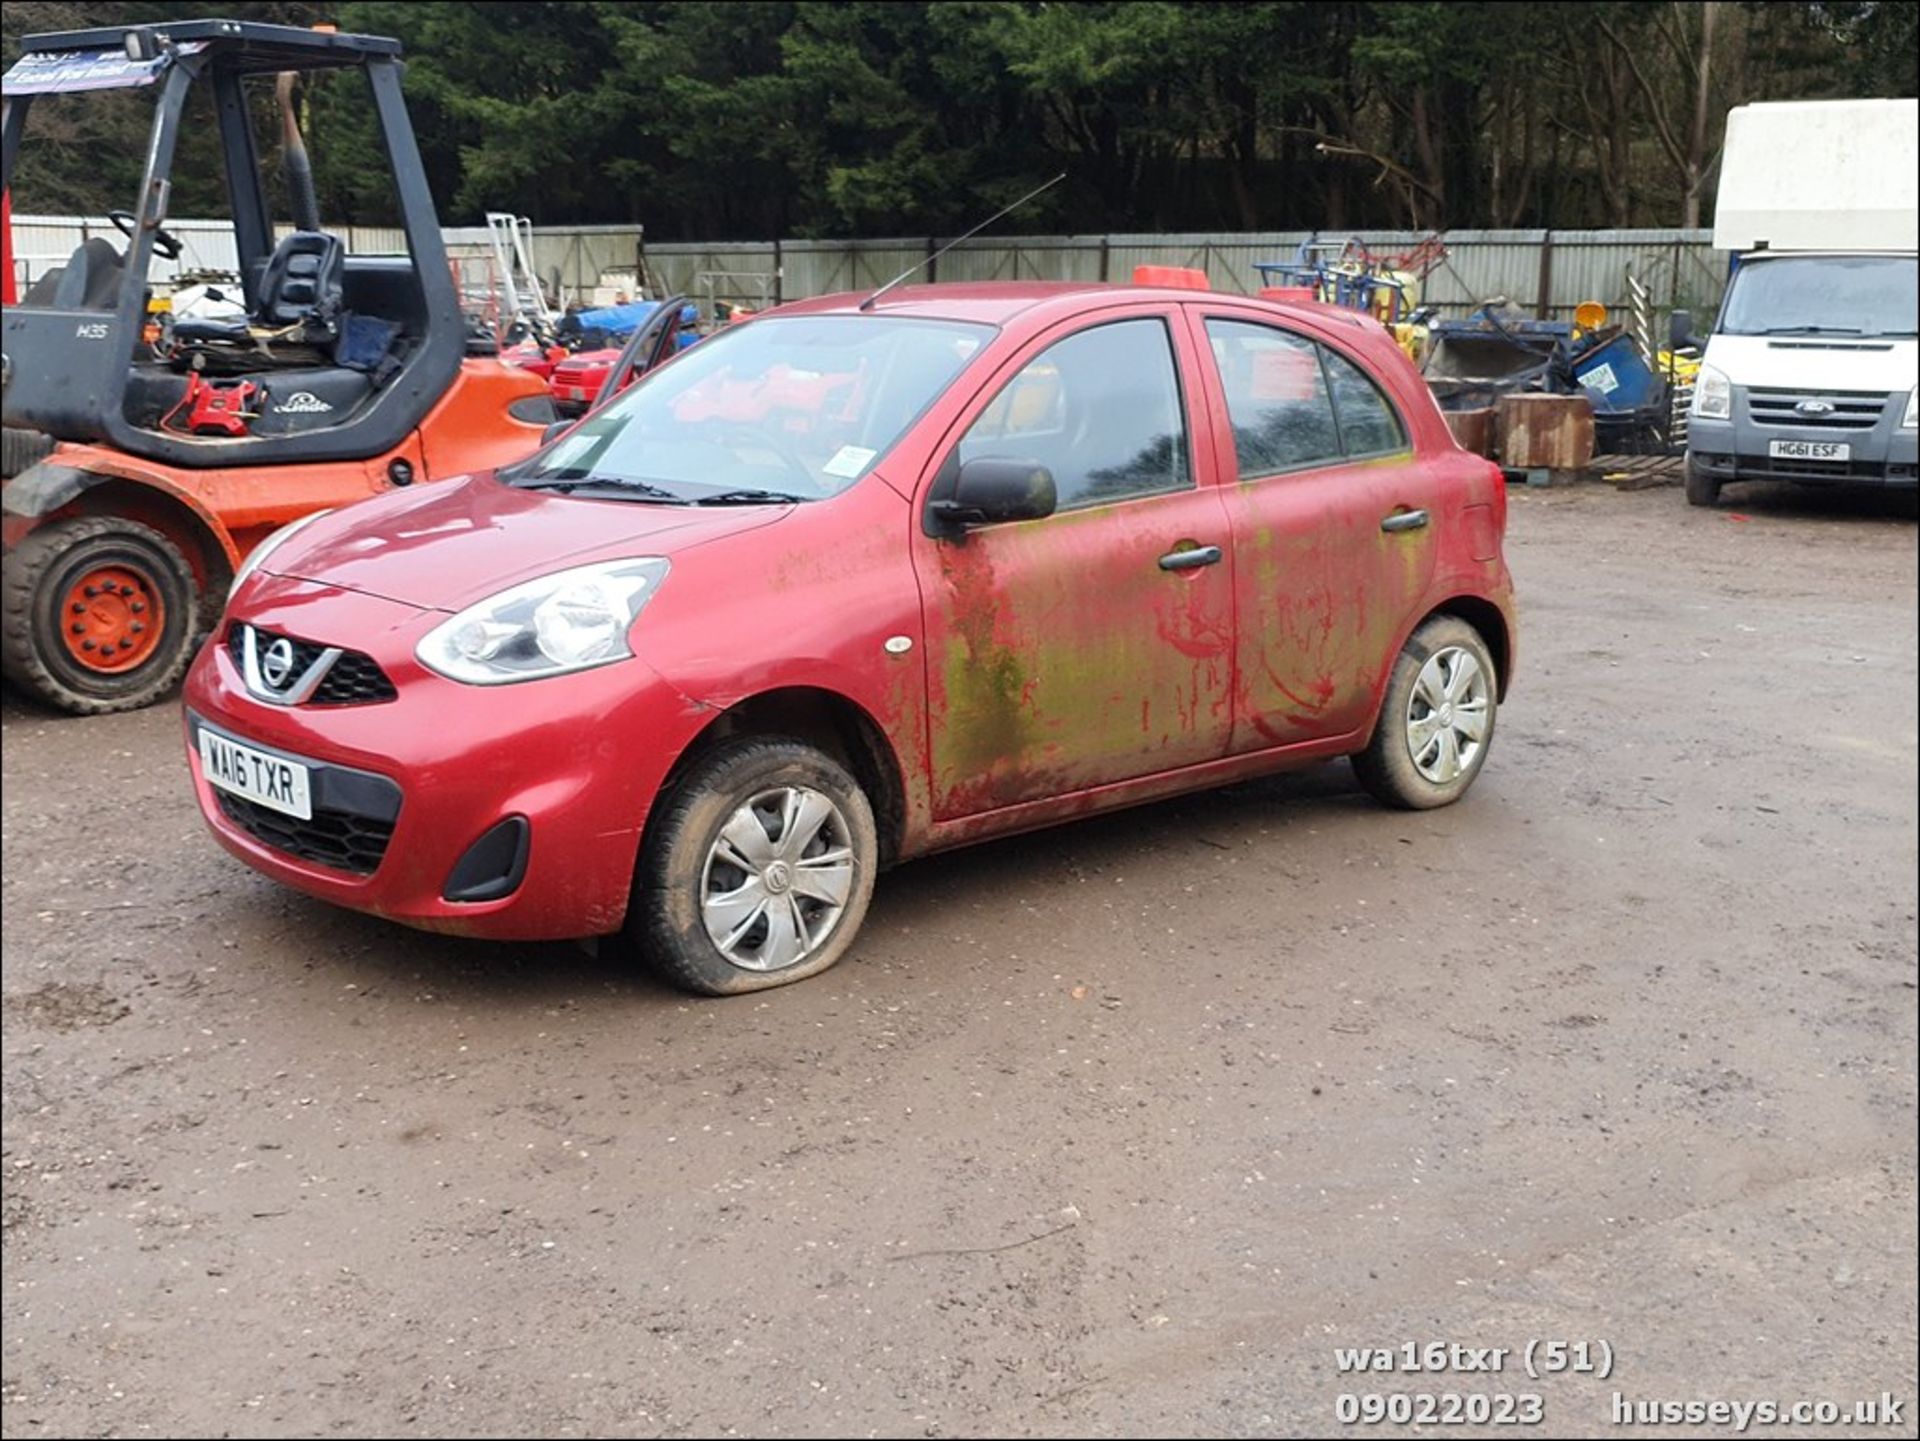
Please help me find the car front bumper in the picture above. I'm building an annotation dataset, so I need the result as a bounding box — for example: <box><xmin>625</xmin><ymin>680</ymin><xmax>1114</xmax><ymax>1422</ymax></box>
<box><xmin>182</xmin><ymin>576</ymin><xmax>713</xmax><ymax>940</ymax></box>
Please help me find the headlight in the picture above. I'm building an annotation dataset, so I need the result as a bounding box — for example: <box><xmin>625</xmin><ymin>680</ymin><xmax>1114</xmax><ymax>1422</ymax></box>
<box><xmin>415</xmin><ymin>558</ymin><xmax>669</xmax><ymax>685</ymax></box>
<box><xmin>1691</xmin><ymin>364</ymin><xmax>1732</xmax><ymax>420</ymax></box>
<box><xmin>230</xmin><ymin>509</ymin><xmax>332</xmax><ymax>599</ymax></box>
<box><xmin>1902</xmin><ymin>387</ymin><xmax>1917</xmax><ymax>428</ymax></box>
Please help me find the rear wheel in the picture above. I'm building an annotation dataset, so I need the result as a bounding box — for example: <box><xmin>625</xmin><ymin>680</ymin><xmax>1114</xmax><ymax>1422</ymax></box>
<box><xmin>624</xmin><ymin>736</ymin><xmax>878</xmax><ymax>995</ymax></box>
<box><xmin>1352</xmin><ymin>617</ymin><xmax>1498</xmax><ymax>810</ymax></box>
<box><xmin>1684</xmin><ymin>458</ymin><xmax>1722</xmax><ymax>507</ymax></box>
<box><xmin>1</xmin><ymin>516</ymin><xmax>200</xmax><ymax>714</ymax></box>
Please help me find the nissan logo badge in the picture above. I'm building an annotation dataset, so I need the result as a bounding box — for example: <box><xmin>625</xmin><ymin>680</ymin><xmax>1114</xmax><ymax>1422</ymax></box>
<box><xmin>260</xmin><ymin>636</ymin><xmax>297</xmax><ymax>689</ymax></box>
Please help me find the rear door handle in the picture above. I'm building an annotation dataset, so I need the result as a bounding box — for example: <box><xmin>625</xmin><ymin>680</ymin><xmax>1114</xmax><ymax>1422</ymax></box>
<box><xmin>1380</xmin><ymin>509</ymin><xmax>1430</xmax><ymax>533</ymax></box>
<box><xmin>1159</xmin><ymin>544</ymin><xmax>1224</xmax><ymax>571</ymax></box>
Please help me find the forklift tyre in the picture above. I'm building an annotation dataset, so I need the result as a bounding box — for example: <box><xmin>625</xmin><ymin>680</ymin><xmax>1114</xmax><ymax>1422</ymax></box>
<box><xmin>2</xmin><ymin>516</ymin><xmax>201</xmax><ymax>715</ymax></box>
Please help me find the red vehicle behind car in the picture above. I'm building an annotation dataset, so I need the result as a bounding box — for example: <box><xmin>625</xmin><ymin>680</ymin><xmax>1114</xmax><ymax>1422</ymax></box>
<box><xmin>548</xmin><ymin>306</ymin><xmax>700</xmax><ymax>416</ymax></box>
<box><xmin>183</xmin><ymin>280</ymin><xmax>1516</xmax><ymax>994</ymax></box>
<box><xmin>546</xmin><ymin>345</ymin><xmax>619</xmax><ymax>415</ymax></box>
<box><xmin>499</xmin><ymin>339</ymin><xmax>566</xmax><ymax>381</ymax></box>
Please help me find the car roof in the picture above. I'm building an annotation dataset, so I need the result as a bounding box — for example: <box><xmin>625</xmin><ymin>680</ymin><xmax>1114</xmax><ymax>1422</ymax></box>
<box><xmin>771</xmin><ymin>281</ymin><xmax>1380</xmax><ymax>332</ymax></box>
<box><xmin>1738</xmin><ymin>250</ymin><xmax>1916</xmax><ymax>261</ymax></box>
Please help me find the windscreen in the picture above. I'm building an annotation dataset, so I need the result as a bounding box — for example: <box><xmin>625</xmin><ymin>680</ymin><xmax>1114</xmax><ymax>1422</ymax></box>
<box><xmin>510</xmin><ymin>314</ymin><xmax>994</xmax><ymax>502</ymax></box>
<box><xmin>1718</xmin><ymin>255</ymin><xmax>1919</xmax><ymax>338</ymax></box>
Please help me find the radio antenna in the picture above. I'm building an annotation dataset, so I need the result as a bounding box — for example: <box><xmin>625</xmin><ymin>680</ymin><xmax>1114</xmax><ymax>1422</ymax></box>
<box><xmin>859</xmin><ymin>173</ymin><xmax>1067</xmax><ymax>312</ymax></box>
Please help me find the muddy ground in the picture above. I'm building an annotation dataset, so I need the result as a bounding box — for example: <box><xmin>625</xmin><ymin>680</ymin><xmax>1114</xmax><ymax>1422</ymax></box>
<box><xmin>3</xmin><ymin>480</ymin><xmax>1916</xmax><ymax>1439</ymax></box>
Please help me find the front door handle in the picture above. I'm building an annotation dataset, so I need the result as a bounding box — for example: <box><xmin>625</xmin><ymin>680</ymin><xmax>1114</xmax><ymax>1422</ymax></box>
<box><xmin>1380</xmin><ymin>508</ymin><xmax>1430</xmax><ymax>533</ymax></box>
<box><xmin>1159</xmin><ymin>544</ymin><xmax>1224</xmax><ymax>572</ymax></box>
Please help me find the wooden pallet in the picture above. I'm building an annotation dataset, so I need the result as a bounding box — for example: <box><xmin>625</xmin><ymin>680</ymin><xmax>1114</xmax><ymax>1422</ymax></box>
<box><xmin>1592</xmin><ymin>453</ymin><xmax>1683</xmax><ymax>489</ymax></box>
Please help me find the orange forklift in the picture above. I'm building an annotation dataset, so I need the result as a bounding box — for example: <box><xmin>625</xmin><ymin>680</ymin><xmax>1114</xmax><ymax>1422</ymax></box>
<box><xmin>1</xmin><ymin>19</ymin><xmax>555</xmax><ymax>713</ymax></box>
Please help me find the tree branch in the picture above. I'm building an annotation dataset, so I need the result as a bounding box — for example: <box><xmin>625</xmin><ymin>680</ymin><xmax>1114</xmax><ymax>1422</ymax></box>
<box><xmin>1271</xmin><ymin>126</ymin><xmax>1445</xmax><ymax>212</ymax></box>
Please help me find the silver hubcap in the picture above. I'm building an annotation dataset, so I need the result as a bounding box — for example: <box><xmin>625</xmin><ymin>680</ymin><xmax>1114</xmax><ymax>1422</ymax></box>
<box><xmin>700</xmin><ymin>786</ymin><xmax>856</xmax><ymax>972</ymax></box>
<box><xmin>1407</xmin><ymin>646</ymin><xmax>1490</xmax><ymax>784</ymax></box>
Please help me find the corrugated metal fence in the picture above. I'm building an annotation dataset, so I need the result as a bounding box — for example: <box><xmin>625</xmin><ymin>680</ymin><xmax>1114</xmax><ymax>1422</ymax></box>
<box><xmin>12</xmin><ymin>216</ymin><xmax>1730</xmax><ymax>320</ymax></box>
<box><xmin>8</xmin><ymin>214</ymin><xmax>407</xmax><ymax>287</ymax></box>
<box><xmin>670</xmin><ymin>230</ymin><xmax>1731</xmax><ymax>322</ymax></box>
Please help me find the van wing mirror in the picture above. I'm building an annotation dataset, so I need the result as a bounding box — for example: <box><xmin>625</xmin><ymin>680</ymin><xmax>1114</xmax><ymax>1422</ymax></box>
<box><xmin>1668</xmin><ymin>309</ymin><xmax>1699</xmax><ymax>351</ymax></box>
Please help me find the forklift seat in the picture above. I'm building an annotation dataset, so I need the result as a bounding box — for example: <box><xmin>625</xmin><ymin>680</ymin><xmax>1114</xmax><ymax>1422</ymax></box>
<box><xmin>172</xmin><ymin>230</ymin><xmax>344</xmax><ymax>347</ymax></box>
<box><xmin>46</xmin><ymin>237</ymin><xmax>127</xmax><ymax>310</ymax></box>
<box><xmin>256</xmin><ymin>230</ymin><xmax>344</xmax><ymax>329</ymax></box>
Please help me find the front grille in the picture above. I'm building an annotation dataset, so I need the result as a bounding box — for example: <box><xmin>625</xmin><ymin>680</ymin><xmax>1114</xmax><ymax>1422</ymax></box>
<box><xmin>1747</xmin><ymin>389</ymin><xmax>1888</xmax><ymax>430</ymax></box>
<box><xmin>215</xmin><ymin>790</ymin><xmax>395</xmax><ymax>875</ymax></box>
<box><xmin>228</xmin><ymin>626</ymin><xmax>397</xmax><ymax>705</ymax></box>
<box><xmin>1749</xmin><ymin>455</ymin><xmax>1892</xmax><ymax>480</ymax></box>
<box><xmin>314</xmin><ymin>651</ymin><xmax>398</xmax><ymax>705</ymax></box>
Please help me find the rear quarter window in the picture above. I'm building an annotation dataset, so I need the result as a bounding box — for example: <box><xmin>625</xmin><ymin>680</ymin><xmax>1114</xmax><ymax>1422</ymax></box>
<box><xmin>1321</xmin><ymin>344</ymin><xmax>1410</xmax><ymax>457</ymax></box>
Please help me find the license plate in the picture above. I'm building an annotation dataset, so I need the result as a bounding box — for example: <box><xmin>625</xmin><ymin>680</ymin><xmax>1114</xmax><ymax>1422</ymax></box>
<box><xmin>198</xmin><ymin>727</ymin><xmax>312</xmax><ymax>820</ymax></box>
<box><xmin>1769</xmin><ymin>439</ymin><xmax>1849</xmax><ymax>461</ymax></box>
<box><xmin>564</xmin><ymin>385</ymin><xmax>586</xmax><ymax>401</ymax></box>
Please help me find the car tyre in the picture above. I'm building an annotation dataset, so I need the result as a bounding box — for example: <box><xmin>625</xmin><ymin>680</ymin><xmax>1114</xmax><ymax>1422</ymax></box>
<box><xmin>1</xmin><ymin>515</ymin><xmax>200</xmax><ymax>715</ymax></box>
<box><xmin>1352</xmin><ymin>616</ymin><xmax>1499</xmax><ymax>811</ymax></box>
<box><xmin>628</xmin><ymin>736</ymin><xmax>878</xmax><ymax>995</ymax></box>
<box><xmin>1683</xmin><ymin>458</ymin><xmax>1722</xmax><ymax>507</ymax></box>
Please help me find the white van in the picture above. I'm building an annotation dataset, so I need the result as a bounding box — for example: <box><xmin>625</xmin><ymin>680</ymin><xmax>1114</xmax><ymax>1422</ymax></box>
<box><xmin>1685</xmin><ymin>100</ymin><xmax>1917</xmax><ymax>506</ymax></box>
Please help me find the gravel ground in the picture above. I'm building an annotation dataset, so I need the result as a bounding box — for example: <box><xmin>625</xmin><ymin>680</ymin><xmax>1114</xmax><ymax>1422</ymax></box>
<box><xmin>3</xmin><ymin>480</ymin><xmax>1916</xmax><ymax>1439</ymax></box>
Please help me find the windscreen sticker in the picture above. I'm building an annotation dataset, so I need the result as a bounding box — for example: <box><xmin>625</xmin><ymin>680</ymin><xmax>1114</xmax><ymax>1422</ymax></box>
<box><xmin>823</xmin><ymin>445</ymin><xmax>877</xmax><ymax>479</ymax></box>
<box><xmin>545</xmin><ymin>435</ymin><xmax>598</xmax><ymax>468</ymax></box>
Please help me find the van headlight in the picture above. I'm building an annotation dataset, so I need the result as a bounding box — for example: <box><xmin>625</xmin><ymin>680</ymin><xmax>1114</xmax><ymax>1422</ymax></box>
<box><xmin>1902</xmin><ymin>387</ymin><xmax>1917</xmax><ymax>428</ymax></box>
<box><xmin>229</xmin><ymin>509</ymin><xmax>332</xmax><ymax>599</ymax></box>
<box><xmin>416</xmin><ymin>558</ymin><xmax>669</xmax><ymax>685</ymax></box>
<box><xmin>1691</xmin><ymin>364</ymin><xmax>1732</xmax><ymax>420</ymax></box>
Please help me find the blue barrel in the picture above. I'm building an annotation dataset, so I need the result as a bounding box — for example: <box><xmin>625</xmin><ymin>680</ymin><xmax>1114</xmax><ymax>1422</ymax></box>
<box><xmin>1571</xmin><ymin>333</ymin><xmax>1660</xmax><ymax>416</ymax></box>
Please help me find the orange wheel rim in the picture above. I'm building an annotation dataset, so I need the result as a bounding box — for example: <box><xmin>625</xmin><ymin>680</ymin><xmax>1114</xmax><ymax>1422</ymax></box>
<box><xmin>58</xmin><ymin>565</ymin><xmax>166</xmax><ymax>673</ymax></box>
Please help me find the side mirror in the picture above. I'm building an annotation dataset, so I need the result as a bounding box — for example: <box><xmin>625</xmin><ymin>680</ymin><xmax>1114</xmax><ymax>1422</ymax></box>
<box><xmin>541</xmin><ymin>420</ymin><xmax>572</xmax><ymax>447</ymax></box>
<box><xmin>1668</xmin><ymin>309</ymin><xmax>1698</xmax><ymax>351</ymax></box>
<box><xmin>927</xmin><ymin>457</ymin><xmax>1057</xmax><ymax>533</ymax></box>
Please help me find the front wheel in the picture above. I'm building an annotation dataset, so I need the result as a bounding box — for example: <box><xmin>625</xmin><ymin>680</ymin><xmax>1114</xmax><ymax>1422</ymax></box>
<box><xmin>1</xmin><ymin>515</ymin><xmax>200</xmax><ymax>715</ymax></box>
<box><xmin>1352</xmin><ymin>617</ymin><xmax>1499</xmax><ymax>810</ymax></box>
<box><xmin>1684</xmin><ymin>458</ymin><xmax>1722</xmax><ymax>507</ymax></box>
<box><xmin>625</xmin><ymin>736</ymin><xmax>878</xmax><ymax>995</ymax></box>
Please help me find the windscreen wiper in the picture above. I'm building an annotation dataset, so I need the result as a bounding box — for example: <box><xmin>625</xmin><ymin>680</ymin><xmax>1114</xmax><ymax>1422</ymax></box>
<box><xmin>1755</xmin><ymin>324</ymin><xmax>1865</xmax><ymax>336</ymax></box>
<box><xmin>517</xmin><ymin>474</ymin><xmax>687</xmax><ymax>502</ymax></box>
<box><xmin>691</xmin><ymin>489</ymin><xmax>810</xmax><ymax>505</ymax></box>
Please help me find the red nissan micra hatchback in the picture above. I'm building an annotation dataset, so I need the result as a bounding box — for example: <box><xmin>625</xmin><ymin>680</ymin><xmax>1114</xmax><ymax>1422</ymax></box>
<box><xmin>184</xmin><ymin>281</ymin><xmax>1516</xmax><ymax>994</ymax></box>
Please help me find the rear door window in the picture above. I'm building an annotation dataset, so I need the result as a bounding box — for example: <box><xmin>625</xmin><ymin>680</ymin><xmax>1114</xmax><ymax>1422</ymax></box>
<box><xmin>1203</xmin><ymin>319</ymin><xmax>1342</xmax><ymax>477</ymax></box>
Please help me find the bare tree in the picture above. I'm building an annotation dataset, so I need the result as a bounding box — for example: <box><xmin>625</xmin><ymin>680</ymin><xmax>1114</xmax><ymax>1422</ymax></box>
<box><xmin>1600</xmin><ymin>1</ymin><xmax>1722</xmax><ymax>228</ymax></box>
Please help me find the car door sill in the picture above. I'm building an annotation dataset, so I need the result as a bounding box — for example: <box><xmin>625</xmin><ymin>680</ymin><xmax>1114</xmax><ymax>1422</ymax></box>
<box><xmin>912</xmin><ymin>724</ymin><xmax>1372</xmax><ymax>860</ymax></box>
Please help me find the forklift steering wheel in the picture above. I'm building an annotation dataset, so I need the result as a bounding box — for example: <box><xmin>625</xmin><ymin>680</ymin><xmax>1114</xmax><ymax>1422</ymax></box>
<box><xmin>106</xmin><ymin>209</ymin><xmax>183</xmax><ymax>261</ymax></box>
